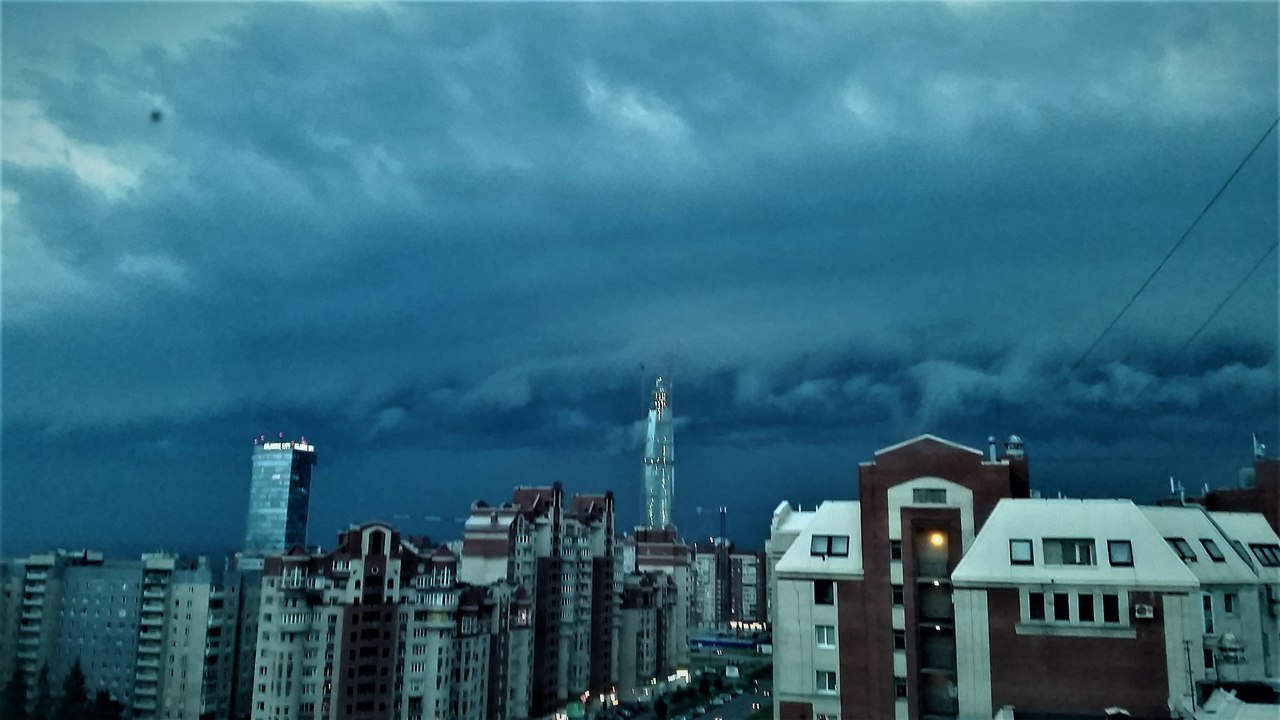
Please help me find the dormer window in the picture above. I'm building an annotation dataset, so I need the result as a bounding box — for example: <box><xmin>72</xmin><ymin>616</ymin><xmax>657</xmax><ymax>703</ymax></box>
<box><xmin>1199</xmin><ymin>539</ymin><xmax>1226</xmax><ymax>562</ymax></box>
<box><xmin>1044</xmin><ymin>539</ymin><xmax>1096</xmax><ymax>566</ymax></box>
<box><xmin>1250</xmin><ymin>543</ymin><xmax>1280</xmax><ymax>567</ymax></box>
<box><xmin>1166</xmin><ymin>537</ymin><xmax>1197</xmax><ymax>563</ymax></box>
<box><xmin>810</xmin><ymin>535</ymin><xmax>850</xmax><ymax>558</ymax></box>
<box><xmin>1107</xmin><ymin>540</ymin><xmax>1133</xmax><ymax>567</ymax></box>
<box><xmin>1009</xmin><ymin>539</ymin><xmax>1033</xmax><ymax>565</ymax></box>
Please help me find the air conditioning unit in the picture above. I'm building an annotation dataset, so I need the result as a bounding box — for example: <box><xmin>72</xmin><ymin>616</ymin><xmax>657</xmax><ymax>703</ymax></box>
<box><xmin>1134</xmin><ymin>603</ymin><xmax>1155</xmax><ymax>620</ymax></box>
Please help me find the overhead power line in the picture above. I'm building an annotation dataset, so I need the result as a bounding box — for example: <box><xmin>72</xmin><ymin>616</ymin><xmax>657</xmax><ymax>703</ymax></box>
<box><xmin>1128</xmin><ymin>241</ymin><xmax>1277</xmax><ymax>405</ymax></box>
<box><xmin>1062</xmin><ymin>114</ymin><xmax>1280</xmax><ymax>381</ymax></box>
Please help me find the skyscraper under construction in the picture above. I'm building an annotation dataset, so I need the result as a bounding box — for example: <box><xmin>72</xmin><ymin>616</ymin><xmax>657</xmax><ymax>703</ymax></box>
<box><xmin>642</xmin><ymin>377</ymin><xmax>675</xmax><ymax>529</ymax></box>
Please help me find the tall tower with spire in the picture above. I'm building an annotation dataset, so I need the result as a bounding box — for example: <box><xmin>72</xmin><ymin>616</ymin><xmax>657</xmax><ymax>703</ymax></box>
<box><xmin>642</xmin><ymin>377</ymin><xmax>675</xmax><ymax>529</ymax></box>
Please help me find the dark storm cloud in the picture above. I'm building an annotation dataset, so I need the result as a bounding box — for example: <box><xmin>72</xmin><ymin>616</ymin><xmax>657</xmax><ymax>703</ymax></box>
<box><xmin>3</xmin><ymin>2</ymin><xmax>1276</xmax><ymax>553</ymax></box>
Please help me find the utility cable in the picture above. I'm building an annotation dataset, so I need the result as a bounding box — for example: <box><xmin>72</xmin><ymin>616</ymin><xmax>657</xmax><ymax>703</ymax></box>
<box><xmin>1062</xmin><ymin>114</ymin><xmax>1280</xmax><ymax>381</ymax></box>
<box><xmin>1128</xmin><ymin>241</ymin><xmax>1277</xmax><ymax>405</ymax></box>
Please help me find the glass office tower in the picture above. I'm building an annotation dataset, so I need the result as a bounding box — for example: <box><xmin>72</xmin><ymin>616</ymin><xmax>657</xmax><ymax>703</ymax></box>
<box><xmin>642</xmin><ymin>377</ymin><xmax>675</xmax><ymax>529</ymax></box>
<box><xmin>243</xmin><ymin>438</ymin><xmax>317</xmax><ymax>556</ymax></box>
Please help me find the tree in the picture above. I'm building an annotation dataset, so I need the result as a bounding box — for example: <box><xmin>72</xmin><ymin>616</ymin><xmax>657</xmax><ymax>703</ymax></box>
<box><xmin>54</xmin><ymin>660</ymin><xmax>87</xmax><ymax>720</ymax></box>
<box><xmin>87</xmin><ymin>691</ymin><xmax>124</xmax><ymax>720</ymax></box>
<box><xmin>32</xmin><ymin>666</ymin><xmax>52</xmax><ymax>720</ymax></box>
<box><xmin>654</xmin><ymin>697</ymin><xmax>669</xmax><ymax>720</ymax></box>
<box><xmin>2</xmin><ymin>666</ymin><xmax>29</xmax><ymax>720</ymax></box>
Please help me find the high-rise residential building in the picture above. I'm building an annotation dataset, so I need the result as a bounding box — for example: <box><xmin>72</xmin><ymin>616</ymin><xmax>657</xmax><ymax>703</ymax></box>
<box><xmin>0</xmin><ymin>551</ymin><xmax>243</xmax><ymax>719</ymax></box>
<box><xmin>691</xmin><ymin>542</ymin><xmax>768</xmax><ymax>631</ymax></box>
<box><xmin>244</xmin><ymin>438</ymin><xmax>318</xmax><ymax>558</ymax></box>
<box><xmin>250</xmin><ymin>522</ymin><xmax>532</xmax><ymax>720</ymax></box>
<box><xmin>458</xmin><ymin>485</ymin><xmax>619</xmax><ymax>718</ymax></box>
<box><xmin>618</xmin><ymin>571</ymin><xmax>677</xmax><ymax>703</ymax></box>
<box><xmin>630</xmin><ymin>527</ymin><xmax>692</xmax><ymax>669</ymax></box>
<box><xmin>642</xmin><ymin>377</ymin><xmax>675</xmax><ymax>530</ymax></box>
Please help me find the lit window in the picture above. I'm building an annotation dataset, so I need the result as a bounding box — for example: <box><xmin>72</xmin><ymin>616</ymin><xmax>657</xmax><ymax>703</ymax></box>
<box><xmin>1044</xmin><ymin>539</ymin><xmax>1096</xmax><ymax>566</ymax></box>
<box><xmin>1200</xmin><ymin>539</ymin><xmax>1226</xmax><ymax>562</ymax></box>
<box><xmin>1166</xmin><ymin>538</ymin><xmax>1197</xmax><ymax>563</ymax></box>
<box><xmin>815</xmin><ymin>625</ymin><xmax>836</xmax><ymax>648</ymax></box>
<box><xmin>1107</xmin><ymin>540</ymin><xmax>1133</xmax><ymax>567</ymax></box>
<box><xmin>912</xmin><ymin>488</ymin><xmax>946</xmax><ymax>504</ymax></box>
<box><xmin>816</xmin><ymin>670</ymin><xmax>837</xmax><ymax>693</ymax></box>
<box><xmin>1009</xmin><ymin>539</ymin><xmax>1033</xmax><ymax>565</ymax></box>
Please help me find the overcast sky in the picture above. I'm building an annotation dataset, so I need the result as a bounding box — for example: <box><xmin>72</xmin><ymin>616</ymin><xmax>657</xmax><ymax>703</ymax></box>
<box><xmin>3</xmin><ymin>2</ymin><xmax>1277</xmax><ymax>557</ymax></box>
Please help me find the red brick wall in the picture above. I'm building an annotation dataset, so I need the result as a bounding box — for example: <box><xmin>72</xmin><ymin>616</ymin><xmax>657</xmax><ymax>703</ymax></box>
<box><xmin>986</xmin><ymin>588</ymin><xmax>1173</xmax><ymax>717</ymax></box>
<box><xmin>779</xmin><ymin>700</ymin><xmax>814</xmax><ymax>720</ymax></box>
<box><xmin>843</xmin><ymin>437</ymin><xmax>1027</xmax><ymax>720</ymax></box>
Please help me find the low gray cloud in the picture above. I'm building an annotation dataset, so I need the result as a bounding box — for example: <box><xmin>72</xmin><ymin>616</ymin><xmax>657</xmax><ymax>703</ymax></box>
<box><xmin>2</xmin><ymin>2</ymin><xmax>1276</xmax><ymax>554</ymax></box>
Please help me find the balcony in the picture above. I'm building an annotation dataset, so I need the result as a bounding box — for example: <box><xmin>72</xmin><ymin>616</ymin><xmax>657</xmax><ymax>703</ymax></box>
<box><xmin>21</xmin><ymin>610</ymin><xmax>42</xmax><ymax>621</ymax></box>
<box><xmin>137</xmin><ymin>643</ymin><xmax>160</xmax><ymax>655</ymax></box>
<box><xmin>135</xmin><ymin>684</ymin><xmax>158</xmax><ymax>697</ymax></box>
<box><xmin>142</xmin><ymin>588</ymin><xmax>166</xmax><ymax>600</ymax></box>
<box><xmin>22</xmin><ymin>596</ymin><xmax>43</xmax><ymax>607</ymax></box>
<box><xmin>134</xmin><ymin>698</ymin><xmax>157</xmax><ymax>712</ymax></box>
<box><xmin>136</xmin><ymin>657</ymin><xmax>160</xmax><ymax>670</ymax></box>
<box><xmin>141</xmin><ymin>600</ymin><xmax>164</xmax><ymax>613</ymax></box>
<box><xmin>139</xmin><ymin>630</ymin><xmax>163</xmax><ymax>641</ymax></box>
<box><xmin>135</xmin><ymin>670</ymin><xmax>159</xmax><ymax>683</ymax></box>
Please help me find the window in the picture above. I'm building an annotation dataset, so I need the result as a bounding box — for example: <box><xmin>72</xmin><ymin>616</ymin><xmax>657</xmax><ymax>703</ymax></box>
<box><xmin>814</xmin><ymin>580</ymin><xmax>835</xmax><ymax>606</ymax></box>
<box><xmin>815</xmin><ymin>625</ymin><xmax>835</xmax><ymax>648</ymax></box>
<box><xmin>1167</xmin><ymin>538</ymin><xmax>1197</xmax><ymax>563</ymax></box>
<box><xmin>891</xmin><ymin>585</ymin><xmax>904</xmax><ymax>606</ymax></box>
<box><xmin>912</xmin><ymin>488</ymin><xmax>946</xmax><ymax>504</ymax></box>
<box><xmin>1078</xmin><ymin>593</ymin><xmax>1095</xmax><ymax>622</ymax></box>
<box><xmin>892</xmin><ymin>630</ymin><xmax>906</xmax><ymax>651</ymax></box>
<box><xmin>1043</xmin><ymin>539</ymin><xmax>1096</xmax><ymax>566</ymax></box>
<box><xmin>1027</xmin><ymin>592</ymin><xmax>1045</xmax><ymax>621</ymax></box>
<box><xmin>810</xmin><ymin>535</ymin><xmax>850</xmax><ymax>558</ymax></box>
<box><xmin>816</xmin><ymin>670</ymin><xmax>837</xmax><ymax>694</ymax></box>
<box><xmin>1107</xmin><ymin>540</ymin><xmax>1133</xmax><ymax>567</ymax></box>
<box><xmin>889</xmin><ymin>540</ymin><xmax>902</xmax><ymax>561</ymax></box>
<box><xmin>1053</xmin><ymin>593</ymin><xmax>1070</xmax><ymax>621</ymax></box>
<box><xmin>1200</xmin><ymin>539</ymin><xmax>1226</xmax><ymax>562</ymax></box>
<box><xmin>1102</xmin><ymin>593</ymin><xmax>1120</xmax><ymax>623</ymax></box>
<box><xmin>1249</xmin><ymin>544</ymin><xmax>1280</xmax><ymax>567</ymax></box>
<box><xmin>1224</xmin><ymin>593</ymin><xmax>1237</xmax><ymax>615</ymax></box>
<box><xmin>893</xmin><ymin>677</ymin><xmax>907</xmax><ymax>698</ymax></box>
<box><xmin>1204</xmin><ymin>648</ymin><xmax>1215</xmax><ymax>670</ymax></box>
<box><xmin>1009</xmin><ymin>539</ymin><xmax>1033</xmax><ymax>565</ymax></box>
<box><xmin>1202</xmin><ymin>593</ymin><xmax>1215</xmax><ymax>634</ymax></box>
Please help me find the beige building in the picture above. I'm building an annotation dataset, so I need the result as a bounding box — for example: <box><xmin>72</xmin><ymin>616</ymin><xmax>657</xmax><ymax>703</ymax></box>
<box><xmin>251</xmin><ymin>522</ymin><xmax>532</xmax><ymax>720</ymax></box>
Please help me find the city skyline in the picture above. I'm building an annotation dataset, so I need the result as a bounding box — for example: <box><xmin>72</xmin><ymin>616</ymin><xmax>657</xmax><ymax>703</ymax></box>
<box><xmin>4</xmin><ymin>2</ymin><xmax>1278</xmax><ymax>557</ymax></box>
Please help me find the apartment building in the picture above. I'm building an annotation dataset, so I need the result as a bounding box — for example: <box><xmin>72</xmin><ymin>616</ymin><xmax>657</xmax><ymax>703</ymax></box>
<box><xmin>770</xmin><ymin>434</ymin><xmax>1280</xmax><ymax>720</ymax></box>
<box><xmin>458</xmin><ymin>485</ymin><xmax>619</xmax><ymax>717</ymax></box>
<box><xmin>618</xmin><ymin>571</ymin><xmax>678</xmax><ymax>703</ymax></box>
<box><xmin>770</xmin><ymin>433</ymin><xmax>1032</xmax><ymax>720</ymax></box>
<box><xmin>251</xmin><ymin>522</ymin><xmax>532</xmax><ymax>720</ymax></box>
